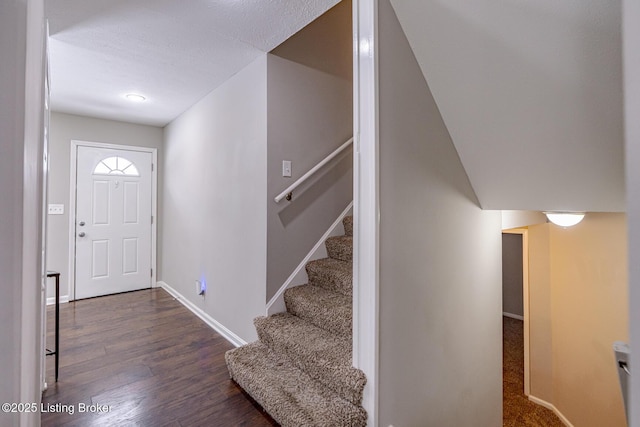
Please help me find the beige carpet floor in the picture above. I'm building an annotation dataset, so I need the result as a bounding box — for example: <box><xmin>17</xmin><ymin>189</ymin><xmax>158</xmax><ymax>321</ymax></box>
<box><xmin>503</xmin><ymin>316</ymin><xmax>564</xmax><ymax>427</ymax></box>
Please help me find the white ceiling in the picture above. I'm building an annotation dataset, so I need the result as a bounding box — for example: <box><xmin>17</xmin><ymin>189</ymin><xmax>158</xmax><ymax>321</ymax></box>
<box><xmin>45</xmin><ymin>0</ymin><xmax>340</xmax><ymax>127</ymax></box>
<box><xmin>389</xmin><ymin>0</ymin><xmax>625</xmax><ymax>212</ymax></box>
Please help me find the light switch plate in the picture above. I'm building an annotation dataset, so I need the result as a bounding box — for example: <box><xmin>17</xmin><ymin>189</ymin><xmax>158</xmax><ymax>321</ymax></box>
<box><xmin>282</xmin><ymin>160</ymin><xmax>292</xmax><ymax>177</ymax></box>
<box><xmin>48</xmin><ymin>204</ymin><xmax>64</xmax><ymax>215</ymax></box>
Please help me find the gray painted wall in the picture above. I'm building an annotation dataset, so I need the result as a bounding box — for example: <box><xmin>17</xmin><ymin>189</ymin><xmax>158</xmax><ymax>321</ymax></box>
<box><xmin>0</xmin><ymin>3</ymin><xmax>28</xmax><ymax>423</ymax></box>
<box><xmin>0</xmin><ymin>1</ymin><xmax>46</xmax><ymax>425</ymax></box>
<box><xmin>378</xmin><ymin>0</ymin><xmax>503</xmax><ymax>425</ymax></box>
<box><xmin>502</xmin><ymin>233</ymin><xmax>524</xmax><ymax>317</ymax></box>
<box><xmin>624</xmin><ymin>0</ymin><xmax>640</xmax><ymax>423</ymax></box>
<box><xmin>266</xmin><ymin>0</ymin><xmax>353</xmax><ymax>301</ymax></box>
<box><xmin>161</xmin><ymin>56</ymin><xmax>267</xmax><ymax>343</ymax></box>
<box><xmin>46</xmin><ymin>112</ymin><xmax>163</xmax><ymax>300</ymax></box>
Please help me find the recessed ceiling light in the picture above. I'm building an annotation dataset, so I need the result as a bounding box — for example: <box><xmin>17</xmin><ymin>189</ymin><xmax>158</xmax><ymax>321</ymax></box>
<box><xmin>125</xmin><ymin>93</ymin><xmax>146</xmax><ymax>102</ymax></box>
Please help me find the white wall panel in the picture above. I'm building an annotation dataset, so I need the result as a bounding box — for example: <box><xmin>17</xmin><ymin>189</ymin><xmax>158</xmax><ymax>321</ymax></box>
<box><xmin>390</xmin><ymin>0</ymin><xmax>624</xmax><ymax>212</ymax></box>
<box><xmin>161</xmin><ymin>56</ymin><xmax>268</xmax><ymax>343</ymax></box>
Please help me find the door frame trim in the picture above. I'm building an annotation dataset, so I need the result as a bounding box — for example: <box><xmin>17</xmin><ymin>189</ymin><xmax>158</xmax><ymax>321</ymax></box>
<box><xmin>503</xmin><ymin>228</ymin><xmax>531</xmax><ymax>396</ymax></box>
<box><xmin>353</xmin><ymin>0</ymin><xmax>380</xmax><ymax>424</ymax></box>
<box><xmin>68</xmin><ymin>140</ymin><xmax>158</xmax><ymax>301</ymax></box>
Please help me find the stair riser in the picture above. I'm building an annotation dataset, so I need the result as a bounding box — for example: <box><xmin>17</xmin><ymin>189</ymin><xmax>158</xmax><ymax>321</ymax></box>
<box><xmin>343</xmin><ymin>216</ymin><xmax>353</xmax><ymax>237</ymax></box>
<box><xmin>306</xmin><ymin>263</ymin><xmax>352</xmax><ymax>297</ymax></box>
<box><xmin>284</xmin><ymin>289</ymin><xmax>352</xmax><ymax>337</ymax></box>
<box><xmin>325</xmin><ymin>237</ymin><xmax>352</xmax><ymax>262</ymax></box>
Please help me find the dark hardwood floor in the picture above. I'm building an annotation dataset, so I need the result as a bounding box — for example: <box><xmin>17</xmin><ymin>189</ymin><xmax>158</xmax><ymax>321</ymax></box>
<box><xmin>42</xmin><ymin>288</ymin><xmax>278</xmax><ymax>427</ymax></box>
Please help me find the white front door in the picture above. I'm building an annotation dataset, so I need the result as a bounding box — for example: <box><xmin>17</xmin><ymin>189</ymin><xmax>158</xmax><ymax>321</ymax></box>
<box><xmin>75</xmin><ymin>145</ymin><xmax>153</xmax><ymax>299</ymax></box>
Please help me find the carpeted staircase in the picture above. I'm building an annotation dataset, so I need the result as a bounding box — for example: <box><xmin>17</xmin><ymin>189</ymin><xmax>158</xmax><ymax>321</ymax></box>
<box><xmin>225</xmin><ymin>216</ymin><xmax>367</xmax><ymax>427</ymax></box>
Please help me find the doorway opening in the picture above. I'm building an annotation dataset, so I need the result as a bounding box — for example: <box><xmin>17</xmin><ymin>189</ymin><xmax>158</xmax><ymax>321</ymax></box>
<box><xmin>502</xmin><ymin>228</ymin><xmax>530</xmax><ymax>393</ymax></box>
<box><xmin>502</xmin><ymin>228</ymin><xmax>538</xmax><ymax>425</ymax></box>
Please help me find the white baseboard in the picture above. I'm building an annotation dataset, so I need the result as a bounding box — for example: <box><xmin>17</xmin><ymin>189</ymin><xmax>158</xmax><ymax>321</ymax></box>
<box><xmin>503</xmin><ymin>311</ymin><xmax>524</xmax><ymax>321</ymax></box>
<box><xmin>265</xmin><ymin>201</ymin><xmax>353</xmax><ymax>316</ymax></box>
<box><xmin>158</xmin><ymin>281</ymin><xmax>247</xmax><ymax>348</ymax></box>
<box><xmin>46</xmin><ymin>295</ymin><xmax>69</xmax><ymax>306</ymax></box>
<box><xmin>528</xmin><ymin>395</ymin><xmax>574</xmax><ymax>427</ymax></box>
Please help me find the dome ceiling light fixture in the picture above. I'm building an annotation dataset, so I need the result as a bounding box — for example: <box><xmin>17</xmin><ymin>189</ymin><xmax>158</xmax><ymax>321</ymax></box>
<box><xmin>544</xmin><ymin>212</ymin><xmax>586</xmax><ymax>227</ymax></box>
<box><xmin>125</xmin><ymin>93</ymin><xmax>146</xmax><ymax>102</ymax></box>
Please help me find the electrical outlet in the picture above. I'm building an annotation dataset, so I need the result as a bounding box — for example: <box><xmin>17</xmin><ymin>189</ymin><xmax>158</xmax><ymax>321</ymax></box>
<box><xmin>199</xmin><ymin>280</ymin><xmax>206</xmax><ymax>296</ymax></box>
<box><xmin>196</xmin><ymin>279</ymin><xmax>206</xmax><ymax>296</ymax></box>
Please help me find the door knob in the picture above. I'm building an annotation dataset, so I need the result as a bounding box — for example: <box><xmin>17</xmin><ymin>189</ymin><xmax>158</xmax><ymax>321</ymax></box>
<box><xmin>79</xmin><ymin>221</ymin><xmax>85</xmax><ymax>226</ymax></box>
<box><xmin>78</xmin><ymin>232</ymin><xmax>86</xmax><ymax>237</ymax></box>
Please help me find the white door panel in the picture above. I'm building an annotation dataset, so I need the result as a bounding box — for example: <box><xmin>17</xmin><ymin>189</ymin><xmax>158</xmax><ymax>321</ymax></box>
<box><xmin>75</xmin><ymin>146</ymin><xmax>152</xmax><ymax>299</ymax></box>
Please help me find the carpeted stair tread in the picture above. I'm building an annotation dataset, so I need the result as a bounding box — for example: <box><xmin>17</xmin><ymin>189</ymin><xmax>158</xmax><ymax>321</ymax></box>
<box><xmin>284</xmin><ymin>285</ymin><xmax>352</xmax><ymax>337</ymax></box>
<box><xmin>255</xmin><ymin>313</ymin><xmax>365</xmax><ymax>405</ymax></box>
<box><xmin>343</xmin><ymin>216</ymin><xmax>353</xmax><ymax>237</ymax></box>
<box><xmin>225</xmin><ymin>342</ymin><xmax>367</xmax><ymax>427</ymax></box>
<box><xmin>225</xmin><ymin>211</ymin><xmax>366</xmax><ymax>424</ymax></box>
<box><xmin>325</xmin><ymin>236</ymin><xmax>352</xmax><ymax>262</ymax></box>
<box><xmin>306</xmin><ymin>257</ymin><xmax>352</xmax><ymax>297</ymax></box>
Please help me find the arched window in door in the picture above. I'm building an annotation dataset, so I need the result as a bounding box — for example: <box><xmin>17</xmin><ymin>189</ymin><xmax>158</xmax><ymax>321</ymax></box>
<box><xmin>93</xmin><ymin>156</ymin><xmax>140</xmax><ymax>176</ymax></box>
